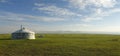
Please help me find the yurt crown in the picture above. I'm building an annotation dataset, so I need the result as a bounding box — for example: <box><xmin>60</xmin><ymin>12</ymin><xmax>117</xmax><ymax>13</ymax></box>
<box><xmin>21</xmin><ymin>25</ymin><xmax>22</xmax><ymax>29</ymax></box>
<box><xmin>21</xmin><ymin>25</ymin><xmax>25</xmax><ymax>30</ymax></box>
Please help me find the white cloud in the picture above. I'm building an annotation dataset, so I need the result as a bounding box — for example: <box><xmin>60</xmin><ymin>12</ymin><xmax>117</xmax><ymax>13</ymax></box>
<box><xmin>67</xmin><ymin>0</ymin><xmax>117</xmax><ymax>9</ymax></box>
<box><xmin>68</xmin><ymin>24</ymin><xmax>92</xmax><ymax>27</ymax></box>
<box><xmin>107</xmin><ymin>8</ymin><xmax>120</xmax><ymax>15</ymax></box>
<box><xmin>82</xmin><ymin>8</ymin><xmax>120</xmax><ymax>22</ymax></box>
<box><xmin>80</xmin><ymin>8</ymin><xmax>103</xmax><ymax>22</ymax></box>
<box><xmin>0</xmin><ymin>11</ymin><xmax>66</xmax><ymax>22</ymax></box>
<box><xmin>34</xmin><ymin>3</ymin><xmax>81</xmax><ymax>17</ymax></box>
<box><xmin>63</xmin><ymin>0</ymin><xmax>118</xmax><ymax>22</ymax></box>
<box><xmin>34</xmin><ymin>0</ymin><xmax>118</xmax><ymax>22</ymax></box>
<box><xmin>34</xmin><ymin>3</ymin><xmax>45</xmax><ymax>7</ymax></box>
<box><xmin>0</xmin><ymin>0</ymin><xmax>7</xmax><ymax>3</ymax></box>
<box><xmin>82</xmin><ymin>17</ymin><xmax>103</xmax><ymax>22</ymax></box>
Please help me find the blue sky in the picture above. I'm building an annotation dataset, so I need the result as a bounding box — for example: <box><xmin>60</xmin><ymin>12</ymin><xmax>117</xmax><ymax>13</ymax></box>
<box><xmin>0</xmin><ymin>0</ymin><xmax>120</xmax><ymax>33</ymax></box>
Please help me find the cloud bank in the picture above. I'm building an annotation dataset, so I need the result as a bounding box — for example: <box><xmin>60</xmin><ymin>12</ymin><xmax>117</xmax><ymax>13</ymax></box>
<box><xmin>0</xmin><ymin>0</ymin><xmax>120</xmax><ymax>33</ymax></box>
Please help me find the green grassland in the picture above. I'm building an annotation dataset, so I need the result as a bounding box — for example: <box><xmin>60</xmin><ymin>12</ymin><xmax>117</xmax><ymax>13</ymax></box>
<box><xmin>0</xmin><ymin>34</ymin><xmax>120</xmax><ymax>56</ymax></box>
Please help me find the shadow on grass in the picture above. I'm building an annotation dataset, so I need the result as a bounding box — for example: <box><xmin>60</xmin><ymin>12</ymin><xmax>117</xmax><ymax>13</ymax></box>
<box><xmin>0</xmin><ymin>38</ymin><xmax>12</xmax><ymax>40</ymax></box>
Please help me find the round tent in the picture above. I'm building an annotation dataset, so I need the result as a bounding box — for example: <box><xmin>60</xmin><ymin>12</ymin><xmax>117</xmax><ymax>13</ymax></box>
<box><xmin>12</xmin><ymin>27</ymin><xmax>35</xmax><ymax>39</ymax></box>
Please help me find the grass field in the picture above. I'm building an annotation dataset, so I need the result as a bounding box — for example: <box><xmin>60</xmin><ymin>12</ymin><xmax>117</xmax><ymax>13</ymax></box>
<box><xmin>0</xmin><ymin>34</ymin><xmax>120</xmax><ymax>56</ymax></box>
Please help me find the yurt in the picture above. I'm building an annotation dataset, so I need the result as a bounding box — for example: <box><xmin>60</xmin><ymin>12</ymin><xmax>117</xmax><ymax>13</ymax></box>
<box><xmin>12</xmin><ymin>26</ymin><xmax>35</xmax><ymax>39</ymax></box>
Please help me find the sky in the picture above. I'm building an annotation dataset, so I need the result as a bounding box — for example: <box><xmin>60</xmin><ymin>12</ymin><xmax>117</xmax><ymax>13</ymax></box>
<box><xmin>0</xmin><ymin>0</ymin><xmax>120</xmax><ymax>33</ymax></box>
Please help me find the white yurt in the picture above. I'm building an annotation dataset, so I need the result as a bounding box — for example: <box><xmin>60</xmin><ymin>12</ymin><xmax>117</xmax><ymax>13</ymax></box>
<box><xmin>12</xmin><ymin>26</ymin><xmax>35</xmax><ymax>39</ymax></box>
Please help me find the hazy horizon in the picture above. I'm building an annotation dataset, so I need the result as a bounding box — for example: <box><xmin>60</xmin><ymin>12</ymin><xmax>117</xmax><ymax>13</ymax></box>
<box><xmin>0</xmin><ymin>0</ymin><xmax>120</xmax><ymax>34</ymax></box>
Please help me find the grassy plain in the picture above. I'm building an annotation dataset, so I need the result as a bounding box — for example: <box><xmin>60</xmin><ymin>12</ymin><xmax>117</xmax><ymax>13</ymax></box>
<box><xmin>0</xmin><ymin>34</ymin><xmax>120</xmax><ymax>56</ymax></box>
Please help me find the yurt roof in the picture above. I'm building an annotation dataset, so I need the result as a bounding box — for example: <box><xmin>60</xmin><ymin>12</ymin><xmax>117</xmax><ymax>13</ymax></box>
<box><xmin>13</xmin><ymin>27</ymin><xmax>35</xmax><ymax>34</ymax></box>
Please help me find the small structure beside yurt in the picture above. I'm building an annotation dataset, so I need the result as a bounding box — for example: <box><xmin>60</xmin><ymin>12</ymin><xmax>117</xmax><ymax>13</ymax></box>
<box><xmin>12</xmin><ymin>26</ymin><xmax>35</xmax><ymax>39</ymax></box>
